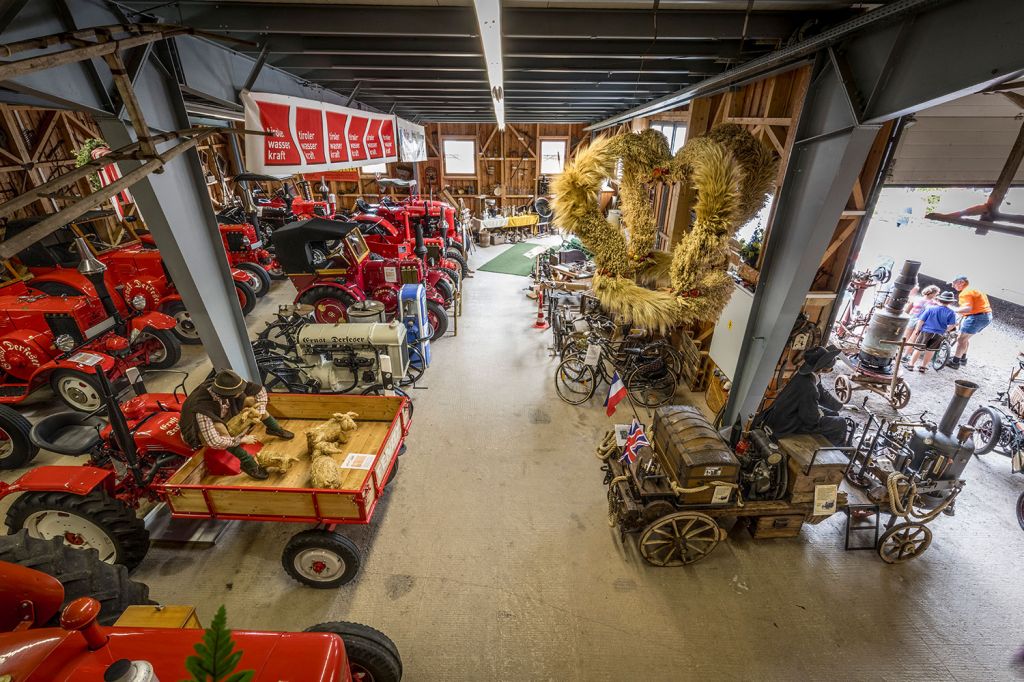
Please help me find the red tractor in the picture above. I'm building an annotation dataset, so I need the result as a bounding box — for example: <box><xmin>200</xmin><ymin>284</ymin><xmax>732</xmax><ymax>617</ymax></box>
<box><xmin>274</xmin><ymin>218</ymin><xmax>450</xmax><ymax>339</ymax></box>
<box><xmin>0</xmin><ymin>535</ymin><xmax>403</xmax><ymax>681</ymax></box>
<box><xmin>0</xmin><ymin>239</ymin><xmax>179</xmax><ymax>428</ymax></box>
<box><xmin>8</xmin><ymin>216</ymin><xmax>259</xmax><ymax>345</ymax></box>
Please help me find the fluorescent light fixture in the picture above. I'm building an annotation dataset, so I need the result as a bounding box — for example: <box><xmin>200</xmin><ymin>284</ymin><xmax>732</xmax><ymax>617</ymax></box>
<box><xmin>473</xmin><ymin>0</ymin><xmax>505</xmax><ymax>130</ymax></box>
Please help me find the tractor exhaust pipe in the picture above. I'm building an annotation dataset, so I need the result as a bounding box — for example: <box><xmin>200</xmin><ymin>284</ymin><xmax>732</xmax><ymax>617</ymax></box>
<box><xmin>75</xmin><ymin>237</ymin><xmax>122</xmax><ymax>323</ymax></box>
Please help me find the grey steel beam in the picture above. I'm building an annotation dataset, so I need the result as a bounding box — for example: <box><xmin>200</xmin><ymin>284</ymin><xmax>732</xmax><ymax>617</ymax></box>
<box><xmin>723</xmin><ymin>54</ymin><xmax>881</xmax><ymax>427</ymax></box>
<box><xmin>119</xmin><ymin>2</ymin><xmax>834</xmax><ymax>41</ymax></box>
<box><xmin>273</xmin><ymin>55</ymin><xmax>720</xmax><ymax>75</ymax></box>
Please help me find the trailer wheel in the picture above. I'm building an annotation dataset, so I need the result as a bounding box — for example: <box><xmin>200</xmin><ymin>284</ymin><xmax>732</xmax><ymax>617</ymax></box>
<box><xmin>877</xmin><ymin>522</ymin><xmax>931</xmax><ymax>563</ymax></box>
<box><xmin>1017</xmin><ymin>491</ymin><xmax>1024</xmax><ymax>532</ymax></box>
<box><xmin>967</xmin><ymin>407</ymin><xmax>1001</xmax><ymax>455</ymax></box>
<box><xmin>305</xmin><ymin>621</ymin><xmax>403</xmax><ymax>682</ymax></box>
<box><xmin>299</xmin><ymin>286</ymin><xmax>357</xmax><ymax>324</ymax></box>
<box><xmin>890</xmin><ymin>378</ymin><xmax>911</xmax><ymax>410</ymax></box>
<box><xmin>237</xmin><ymin>262</ymin><xmax>272</xmax><ymax>298</ymax></box>
<box><xmin>6</xmin><ymin>490</ymin><xmax>150</xmax><ymax>570</ymax></box>
<box><xmin>445</xmin><ymin>248</ymin><xmax>469</xmax><ymax>278</ymax></box>
<box><xmin>0</xmin><ymin>529</ymin><xmax>152</xmax><ymax>625</ymax></box>
<box><xmin>162</xmin><ymin>300</ymin><xmax>201</xmax><ymax>345</ymax></box>
<box><xmin>0</xmin><ymin>404</ymin><xmax>38</xmax><ymax>469</ymax></box>
<box><xmin>425</xmin><ymin>300</ymin><xmax>448</xmax><ymax>341</ymax></box>
<box><xmin>638</xmin><ymin>511</ymin><xmax>723</xmax><ymax>567</ymax></box>
<box><xmin>282</xmin><ymin>529</ymin><xmax>361</xmax><ymax>588</ymax></box>
<box><xmin>234</xmin><ymin>279</ymin><xmax>257</xmax><ymax>315</ymax></box>
<box><xmin>834</xmin><ymin>375</ymin><xmax>852</xmax><ymax>404</ymax></box>
<box><xmin>385</xmin><ymin>455</ymin><xmax>398</xmax><ymax>487</ymax></box>
<box><xmin>50</xmin><ymin>369</ymin><xmax>104</xmax><ymax>412</ymax></box>
<box><xmin>135</xmin><ymin>327</ymin><xmax>181</xmax><ymax>370</ymax></box>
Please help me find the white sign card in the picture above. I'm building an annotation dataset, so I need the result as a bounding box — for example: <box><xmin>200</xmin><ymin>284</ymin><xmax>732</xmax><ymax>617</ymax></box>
<box><xmin>813</xmin><ymin>484</ymin><xmax>839</xmax><ymax>515</ymax></box>
<box><xmin>341</xmin><ymin>453</ymin><xmax>375</xmax><ymax>470</ymax></box>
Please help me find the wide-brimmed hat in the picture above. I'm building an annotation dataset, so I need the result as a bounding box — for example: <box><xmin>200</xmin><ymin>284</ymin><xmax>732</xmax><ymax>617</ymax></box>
<box><xmin>211</xmin><ymin>369</ymin><xmax>246</xmax><ymax>397</ymax></box>
<box><xmin>937</xmin><ymin>290</ymin><xmax>957</xmax><ymax>303</ymax></box>
<box><xmin>799</xmin><ymin>345</ymin><xmax>841</xmax><ymax>375</ymax></box>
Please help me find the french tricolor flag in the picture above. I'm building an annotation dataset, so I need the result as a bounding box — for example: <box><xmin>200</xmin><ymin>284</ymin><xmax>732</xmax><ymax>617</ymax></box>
<box><xmin>604</xmin><ymin>371</ymin><xmax>627</xmax><ymax>417</ymax></box>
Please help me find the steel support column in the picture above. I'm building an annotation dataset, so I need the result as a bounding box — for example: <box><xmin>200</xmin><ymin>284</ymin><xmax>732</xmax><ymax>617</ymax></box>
<box><xmin>723</xmin><ymin>56</ymin><xmax>880</xmax><ymax>427</ymax></box>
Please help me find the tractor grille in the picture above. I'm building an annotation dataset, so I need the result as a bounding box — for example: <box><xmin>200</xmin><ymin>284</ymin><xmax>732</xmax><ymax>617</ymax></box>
<box><xmin>44</xmin><ymin>313</ymin><xmax>85</xmax><ymax>346</ymax></box>
<box><xmin>225</xmin><ymin>231</ymin><xmax>249</xmax><ymax>252</ymax></box>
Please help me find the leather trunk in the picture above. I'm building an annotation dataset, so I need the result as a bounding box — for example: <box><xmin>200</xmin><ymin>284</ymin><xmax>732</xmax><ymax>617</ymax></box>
<box><xmin>653</xmin><ymin>405</ymin><xmax>739</xmax><ymax>505</ymax></box>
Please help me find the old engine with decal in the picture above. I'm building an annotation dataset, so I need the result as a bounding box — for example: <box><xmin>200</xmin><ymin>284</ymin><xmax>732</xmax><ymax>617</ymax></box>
<box><xmin>295</xmin><ymin>322</ymin><xmax>410</xmax><ymax>393</ymax></box>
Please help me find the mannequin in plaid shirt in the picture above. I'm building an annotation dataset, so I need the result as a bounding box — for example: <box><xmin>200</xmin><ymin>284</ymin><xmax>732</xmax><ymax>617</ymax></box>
<box><xmin>180</xmin><ymin>370</ymin><xmax>294</xmax><ymax>480</ymax></box>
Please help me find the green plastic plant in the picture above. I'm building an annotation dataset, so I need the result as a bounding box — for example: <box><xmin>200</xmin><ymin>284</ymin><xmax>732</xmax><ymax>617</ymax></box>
<box><xmin>73</xmin><ymin>138</ymin><xmax>109</xmax><ymax>191</ymax></box>
<box><xmin>182</xmin><ymin>606</ymin><xmax>254</xmax><ymax>682</ymax></box>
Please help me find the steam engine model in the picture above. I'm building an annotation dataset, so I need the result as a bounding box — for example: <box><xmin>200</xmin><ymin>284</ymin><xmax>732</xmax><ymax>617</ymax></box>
<box><xmin>295</xmin><ymin>322</ymin><xmax>410</xmax><ymax>393</ymax></box>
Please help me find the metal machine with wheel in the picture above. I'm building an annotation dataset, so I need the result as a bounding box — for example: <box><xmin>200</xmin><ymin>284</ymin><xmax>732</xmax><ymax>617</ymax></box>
<box><xmin>294</xmin><ymin>321</ymin><xmax>410</xmax><ymax>393</ymax></box>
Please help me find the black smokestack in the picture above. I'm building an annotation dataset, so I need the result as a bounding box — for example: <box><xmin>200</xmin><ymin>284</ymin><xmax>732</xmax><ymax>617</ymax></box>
<box><xmin>938</xmin><ymin>379</ymin><xmax>978</xmax><ymax>437</ymax></box>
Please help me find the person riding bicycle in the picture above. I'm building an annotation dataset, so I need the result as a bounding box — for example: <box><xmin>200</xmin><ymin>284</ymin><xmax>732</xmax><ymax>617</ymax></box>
<box><xmin>180</xmin><ymin>369</ymin><xmax>295</xmax><ymax>480</ymax></box>
<box><xmin>757</xmin><ymin>345</ymin><xmax>848</xmax><ymax>446</ymax></box>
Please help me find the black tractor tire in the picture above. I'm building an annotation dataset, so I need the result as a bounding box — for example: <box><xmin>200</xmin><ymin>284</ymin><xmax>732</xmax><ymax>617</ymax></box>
<box><xmin>305</xmin><ymin>621</ymin><xmax>403</xmax><ymax>682</ymax></box>
<box><xmin>236</xmin><ymin>262</ymin><xmax>273</xmax><ymax>298</ymax></box>
<box><xmin>1017</xmin><ymin>491</ymin><xmax>1024</xmax><ymax>532</ymax></box>
<box><xmin>439</xmin><ymin>266</ymin><xmax>460</xmax><ymax>291</ymax></box>
<box><xmin>282</xmin><ymin>529</ymin><xmax>361</xmax><ymax>589</ymax></box>
<box><xmin>446</xmin><ymin>240</ymin><xmax>467</xmax><ymax>258</ymax></box>
<box><xmin>136</xmin><ymin>327</ymin><xmax>181</xmax><ymax>370</ymax></box>
<box><xmin>0</xmin><ymin>529</ymin><xmax>152</xmax><ymax>626</ymax></box>
<box><xmin>967</xmin><ymin>407</ymin><xmax>1002</xmax><ymax>455</ymax></box>
<box><xmin>234</xmin><ymin>279</ymin><xmax>257</xmax><ymax>315</ymax></box>
<box><xmin>0</xmin><ymin>404</ymin><xmax>38</xmax><ymax>469</ymax></box>
<box><xmin>298</xmin><ymin>286</ymin><xmax>357</xmax><ymax>324</ymax></box>
<box><xmin>6</xmin><ymin>490</ymin><xmax>150</xmax><ymax>570</ymax></box>
<box><xmin>426</xmin><ymin>300</ymin><xmax>448</xmax><ymax>341</ymax></box>
<box><xmin>29</xmin><ymin>281</ymin><xmax>85</xmax><ymax>297</ymax></box>
<box><xmin>162</xmin><ymin>300</ymin><xmax>202</xmax><ymax>345</ymax></box>
<box><xmin>435</xmin><ymin>277</ymin><xmax>454</xmax><ymax>306</ymax></box>
<box><xmin>445</xmin><ymin>248</ymin><xmax>469</xmax><ymax>278</ymax></box>
<box><xmin>49</xmin><ymin>369</ymin><xmax>105</xmax><ymax>413</ymax></box>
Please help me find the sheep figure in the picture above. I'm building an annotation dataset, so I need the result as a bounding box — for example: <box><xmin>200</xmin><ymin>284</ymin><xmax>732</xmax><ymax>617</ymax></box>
<box><xmin>225</xmin><ymin>407</ymin><xmax>262</xmax><ymax>436</ymax></box>
<box><xmin>255</xmin><ymin>449</ymin><xmax>300</xmax><ymax>474</ymax></box>
<box><xmin>305</xmin><ymin>411</ymin><xmax>359</xmax><ymax>453</ymax></box>
<box><xmin>310</xmin><ymin>455</ymin><xmax>343</xmax><ymax>489</ymax></box>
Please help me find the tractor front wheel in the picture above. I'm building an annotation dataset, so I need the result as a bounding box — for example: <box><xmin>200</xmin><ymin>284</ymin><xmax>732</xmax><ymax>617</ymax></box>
<box><xmin>305</xmin><ymin>621</ymin><xmax>403</xmax><ymax>682</ymax></box>
<box><xmin>235</xmin><ymin>279</ymin><xmax>257</xmax><ymax>315</ymax></box>
<box><xmin>425</xmin><ymin>300</ymin><xmax>448</xmax><ymax>341</ymax></box>
<box><xmin>6</xmin><ymin>490</ymin><xmax>150</xmax><ymax>570</ymax></box>
<box><xmin>134</xmin><ymin>327</ymin><xmax>181</xmax><ymax>370</ymax></box>
<box><xmin>445</xmin><ymin>248</ymin><xmax>469</xmax><ymax>278</ymax></box>
<box><xmin>0</xmin><ymin>404</ymin><xmax>37</xmax><ymax>469</ymax></box>
<box><xmin>49</xmin><ymin>369</ymin><xmax>104</xmax><ymax>412</ymax></box>
<box><xmin>282</xmin><ymin>529</ymin><xmax>361</xmax><ymax>588</ymax></box>
<box><xmin>162</xmin><ymin>300</ymin><xmax>201</xmax><ymax>345</ymax></box>
<box><xmin>298</xmin><ymin>286</ymin><xmax>357</xmax><ymax>324</ymax></box>
<box><xmin>237</xmin><ymin>262</ymin><xmax>273</xmax><ymax>298</ymax></box>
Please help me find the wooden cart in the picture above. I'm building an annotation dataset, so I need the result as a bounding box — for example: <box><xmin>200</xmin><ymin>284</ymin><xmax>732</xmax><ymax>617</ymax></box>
<box><xmin>159</xmin><ymin>393</ymin><xmax>409</xmax><ymax>588</ymax></box>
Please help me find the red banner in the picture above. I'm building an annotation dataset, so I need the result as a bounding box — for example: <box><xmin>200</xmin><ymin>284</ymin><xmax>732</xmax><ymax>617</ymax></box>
<box><xmin>294</xmin><ymin>106</ymin><xmax>325</xmax><ymax>165</ymax></box>
<box><xmin>347</xmin><ymin>115</ymin><xmax>369</xmax><ymax>162</ymax></box>
<box><xmin>380</xmin><ymin>119</ymin><xmax>396</xmax><ymax>158</ymax></box>
<box><xmin>325</xmin><ymin>111</ymin><xmax>349</xmax><ymax>164</ymax></box>
<box><xmin>365</xmin><ymin>119</ymin><xmax>383</xmax><ymax>159</ymax></box>
<box><xmin>257</xmin><ymin>101</ymin><xmax>300</xmax><ymax>166</ymax></box>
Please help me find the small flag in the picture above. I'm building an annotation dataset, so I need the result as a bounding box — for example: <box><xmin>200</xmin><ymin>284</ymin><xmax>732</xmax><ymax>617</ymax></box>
<box><xmin>604</xmin><ymin>370</ymin><xmax>627</xmax><ymax>417</ymax></box>
<box><xmin>620</xmin><ymin>418</ymin><xmax>650</xmax><ymax>464</ymax></box>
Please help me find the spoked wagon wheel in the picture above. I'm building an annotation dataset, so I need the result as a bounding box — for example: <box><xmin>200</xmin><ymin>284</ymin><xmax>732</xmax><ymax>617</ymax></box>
<box><xmin>5</xmin><ymin>490</ymin><xmax>150</xmax><ymax>569</ymax></box>
<box><xmin>890</xmin><ymin>378</ymin><xmax>911</xmax><ymax>410</ymax></box>
<box><xmin>967</xmin><ymin>407</ymin><xmax>1002</xmax><ymax>455</ymax></box>
<box><xmin>305</xmin><ymin>621</ymin><xmax>403</xmax><ymax>682</ymax></box>
<box><xmin>877</xmin><ymin>521</ymin><xmax>932</xmax><ymax>563</ymax></box>
<box><xmin>638</xmin><ymin>511</ymin><xmax>723</xmax><ymax>567</ymax></box>
<box><xmin>554</xmin><ymin>356</ymin><xmax>597</xmax><ymax>405</ymax></box>
<box><xmin>282</xmin><ymin>529</ymin><xmax>362</xmax><ymax>588</ymax></box>
<box><xmin>834</xmin><ymin>375</ymin><xmax>852</xmax><ymax>404</ymax></box>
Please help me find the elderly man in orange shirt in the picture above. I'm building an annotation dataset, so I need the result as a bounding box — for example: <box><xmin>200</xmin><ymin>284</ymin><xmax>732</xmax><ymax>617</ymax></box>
<box><xmin>947</xmin><ymin>275</ymin><xmax>992</xmax><ymax>370</ymax></box>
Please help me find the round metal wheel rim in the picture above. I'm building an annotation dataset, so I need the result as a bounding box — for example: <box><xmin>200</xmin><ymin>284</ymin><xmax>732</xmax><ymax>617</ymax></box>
<box><xmin>136</xmin><ymin>332</ymin><xmax>167</xmax><ymax>364</ymax></box>
<box><xmin>173</xmin><ymin>310</ymin><xmax>200</xmax><ymax>340</ymax></box>
<box><xmin>0</xmin><ymin>427</ymin><xmax>12</xmax><ymax>459</ymax></box>
<box><xmin>313</xmin><ymin>297</ymin><xmax>347</xmax><ymax>324</ymax></box>
<box><xmin>639</xmin><ymin>512</ymin><xmax>720</xmax><ymax>566</ymax></box>
<box><xmin>834</xmin><ymin>376</ymin><xmax>852</xmax><ymax>403</ymax></box>
<box><xmin>892</xmin><ymin>379</ymin><xmax>911</xmax><ymax>409</ymax></box>
<box><xmin>878</xmin><ymin>523</ymin><xmax>932</xmax><ymax>563</ymax></box>
<box><xmin>294</xmin><ymin>547</ymin><xmax>346</xmax><ymax>582</ymax></box>
<box><xmin>971</xmin><ymin>414</ymin><xmax>994</xmax><ymax>452</ymax></box>
<box><xmin>23</xmin><ymin>510</ymin><xmax>117</xmax><ymax>563</ymax></box>
<box><xmin>555</xmin><ymin>359</ymin><xmax>594</xmax><ymax>399</ymax></box>
<box><xmin>627</xmin><ymin>369</ymin><xmax>677</xmax><ymax>408</ymax></box>
<box><xmin>57</xmin><ymin>376</ymin><xmax>101</xmax><ymax>411</ymax></box>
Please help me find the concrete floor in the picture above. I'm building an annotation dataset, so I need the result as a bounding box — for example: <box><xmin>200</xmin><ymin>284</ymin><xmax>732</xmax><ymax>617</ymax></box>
<box><xmin>5</xmin><ymin>238</ymin><xmax>1024</xmax><ymax>680</ymax></box>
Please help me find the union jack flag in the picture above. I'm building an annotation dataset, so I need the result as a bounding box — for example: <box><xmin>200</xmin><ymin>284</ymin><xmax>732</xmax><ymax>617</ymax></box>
<box><xmin>620</xmin><ymin>418</ymin><xmax>650</xmax><ymax>464</ymax></box>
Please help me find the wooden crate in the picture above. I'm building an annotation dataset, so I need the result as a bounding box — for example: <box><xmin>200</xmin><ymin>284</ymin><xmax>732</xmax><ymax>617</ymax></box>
<box><xmin>747</xmin><ymin>514</ymin><xmax>805</xmax><ymax>538</ymax></box>
<box><xmin>777</xmin><ymin>433</ymin><xmax>849</xmax><ymax>503</ymax></box>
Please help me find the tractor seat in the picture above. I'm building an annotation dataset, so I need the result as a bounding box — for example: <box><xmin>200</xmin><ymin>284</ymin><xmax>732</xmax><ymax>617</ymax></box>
<box><xmin>354</xmin><ymin>198</ymin><xmax>378</xmax><ymax>214</ymax></box>
<box><xmin>30</xmin><ymin>412</ymin><xmax>104</xmax><ymax>456</ymax></box>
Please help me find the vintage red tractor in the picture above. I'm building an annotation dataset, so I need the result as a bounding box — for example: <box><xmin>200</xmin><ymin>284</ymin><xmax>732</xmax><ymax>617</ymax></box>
<box><xmin>0</xmin><ymin>538</ymin><xmax>403</xmax><ymax>681</ymax></box>
<box><xmin>275</xmin><ymin>218</ymin><xmax>450</xmax><ymax>340</ymax></box>
<box><xmin>8</xmin><ymin>216</ymin><xmax>259</xmax><ymax>345</ymax></box>
<box><xmin>0</xmin><ymin>239</ymin><xmax>179</xmax><ymax>425</ymax></box>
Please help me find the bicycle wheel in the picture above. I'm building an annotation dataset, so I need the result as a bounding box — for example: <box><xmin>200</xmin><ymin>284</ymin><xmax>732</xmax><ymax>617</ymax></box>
<box><xmin>555</xmin><ymin>356</ymin><xmax>597</xmax><ymax>405</ymax></box>
<box><xmin>624</xmin><ymin>362</ymin><xmax>679</xmax><ymax>408</ymax></box>
<box><xmin>931</xmin><ymin>340</ymin><xmax>950</xmax><ymax>371</ymax></box>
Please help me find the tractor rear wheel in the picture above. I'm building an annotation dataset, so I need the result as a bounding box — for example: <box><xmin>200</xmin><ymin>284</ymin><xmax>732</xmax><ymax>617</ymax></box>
<box><xmin>6</xmin><ymin>490</ymin><xmax>150</xmax><ymax>570</ymax></box>
<box><xmin>425</xmin><ymin>300</ymin><xmax>448</xmax><ymax>341</ymax></box>
<box><xmin>237</xmin><ymin>262</ymin><xmax>272</xmax><ymax>298</ymax></box>
<box><xmin>282</xmin><ymin>529</ymin><xmax>361</xmax><ymax>588</ymax></box>
<box><xmin>162</xmin><ymin>300</ymin><xmax>201</xmax><ymax>345</ymax></box>
<box><xmin>134</xmin><ymin>327</ymin><xmax>181</xmax><ymax>370</ymax></box>
<box><xmin>0</xmin><ymin>404</ymin><xmax>37</xmax><ymax>469</ymax></box>
<box><xmin>299</xmin><ymin>286</ymin><xmax>357</xmax><ymax>324</ymax></box>
<box><xmin>0</xmin><ymin>529</ymin><xmax>152</xmax><ymax>625</ymax></box>
<box><xmin>445</xmin><ymin>248</ymin><xmax>469</xmax><ymax>278</ymax></box>
<box><xmin>305</xmin><ymin>621</ymin><xmax>403</xmax><ymax>682</ymax></box>
<box><xmin>235</xmin><ymin>279</ymin><xmax>257</xmax><ymax>315</ymax></box>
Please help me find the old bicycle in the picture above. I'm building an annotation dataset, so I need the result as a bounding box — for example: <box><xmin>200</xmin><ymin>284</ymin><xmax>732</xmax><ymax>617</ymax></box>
<box><xmin>554</xmin><ymin>333</ymin><xmax>679</xmax><ymax>408</ymax></box>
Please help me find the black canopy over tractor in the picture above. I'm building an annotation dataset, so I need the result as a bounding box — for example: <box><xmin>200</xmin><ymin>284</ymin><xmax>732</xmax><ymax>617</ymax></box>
<box><xmin>272</xmin><ymin>218</ymin><xmax>368</xmax><ymax>274</ymax></box>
